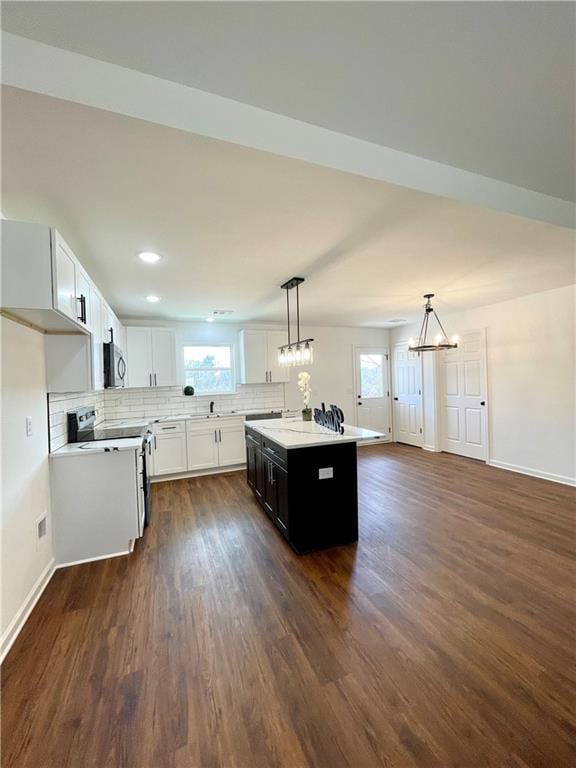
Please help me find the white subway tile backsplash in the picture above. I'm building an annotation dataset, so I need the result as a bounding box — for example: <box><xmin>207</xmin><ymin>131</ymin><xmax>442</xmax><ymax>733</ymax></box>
<box><xmin>48</xmin><ymin>383</ymin><xmax>285</xmax><ymax>450</ymax></box>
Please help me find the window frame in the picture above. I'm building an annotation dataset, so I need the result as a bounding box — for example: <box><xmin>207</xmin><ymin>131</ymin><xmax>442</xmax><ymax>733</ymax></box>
<box><xmin>181</xmin><ymin>342</ymin><xmax>236</xmax><ymax>396</ymax></box>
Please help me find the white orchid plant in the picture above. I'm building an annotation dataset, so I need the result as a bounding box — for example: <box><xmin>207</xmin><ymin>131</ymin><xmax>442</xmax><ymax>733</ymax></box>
<box><xmin>297</xmin><ymin>371</ymin><xmax>312</xmax><ymax>412</ymax></box>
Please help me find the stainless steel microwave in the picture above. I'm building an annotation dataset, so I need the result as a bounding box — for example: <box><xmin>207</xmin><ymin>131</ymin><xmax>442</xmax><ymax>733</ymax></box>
<box><xmin>103</xmin><ymin>342</ymin><xmax>126</xmax><ymax>388</ymax></box>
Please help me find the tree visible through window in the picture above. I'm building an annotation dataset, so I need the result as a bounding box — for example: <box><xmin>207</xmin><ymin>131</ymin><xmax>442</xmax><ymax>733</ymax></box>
<box><xmin>183</xmin><ymin>345</ymin><xmax>234</xmax><ymax>394</ymax></box>
<box><xmin>360</xmin><ymin>354</ymin><xmax>384</xmax><ymax>398</ymax></box>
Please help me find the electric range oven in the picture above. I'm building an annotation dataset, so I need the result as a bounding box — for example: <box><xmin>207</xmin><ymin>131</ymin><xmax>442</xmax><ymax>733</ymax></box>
<box><xmin>67</xmin><ymin>406</ymin><xmax>152</xmax><ymax>527</ymax></box>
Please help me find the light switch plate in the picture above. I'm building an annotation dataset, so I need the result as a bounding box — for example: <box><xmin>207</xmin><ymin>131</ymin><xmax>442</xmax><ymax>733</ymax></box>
<box><xmin>318</xmin><ymin>467</ymin><xmax>334</xmax><ymax>480</ymax></box>
<box><xmin>26</xmin><ymin>416</ymin><xmax>33</xmax><ymax>437</ymax></box>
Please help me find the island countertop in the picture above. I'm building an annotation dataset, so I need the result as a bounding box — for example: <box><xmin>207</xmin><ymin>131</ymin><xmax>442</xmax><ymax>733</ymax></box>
<box><xmin>244</xmin><ymin>417</ymin><xmax>384</xmax><ymax>450</ymax></box>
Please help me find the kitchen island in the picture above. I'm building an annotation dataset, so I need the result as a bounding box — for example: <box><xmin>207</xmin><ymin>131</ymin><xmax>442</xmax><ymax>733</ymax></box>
<box><xmin>245</xmin><ymin>417</ymin><xmax>383</xmax><ymax>553</ymax></box>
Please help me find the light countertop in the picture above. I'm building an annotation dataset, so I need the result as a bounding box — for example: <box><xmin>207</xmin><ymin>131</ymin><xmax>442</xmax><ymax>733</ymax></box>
<box><xmin>50</xmin><ymin>437</ymin><xmax>143</xmax><ymax>457</ymax></box>
<box><xmin>245</xmin><ymin>418</ymin><xmax>384</xmax><ymax>450</ymax></box>
<box><xmin>154</xmin><ymin>409</ymin><xmax>296</xmax><ymax>424</ymax></box>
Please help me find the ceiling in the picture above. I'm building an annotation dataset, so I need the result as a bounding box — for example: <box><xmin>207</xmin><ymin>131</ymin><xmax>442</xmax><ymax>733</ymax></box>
<box><xmin>2</xmin><ymin>87</ymin><xmax>573</xmax><ymax>327</ymax></box>
<box><xmin>2</xmin><ymin>1</ymin><xmax>575</xmax><ymax>202</ymax></box>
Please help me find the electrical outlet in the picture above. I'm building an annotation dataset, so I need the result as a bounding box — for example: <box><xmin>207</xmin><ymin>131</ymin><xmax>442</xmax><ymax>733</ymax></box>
<box><xmin>318</xmin><ymin>467</ymin><xmax>334</xmax><ymax>480</ymax></box>
<box><xmin>35</xmin><ymin>513</ymin><xmax>48</xmax><ymax>549</ymax></box>
<box><xmin>26</xmin><ymin>416</ymin><xmax>33</xmax><ymax>437</ymax></box>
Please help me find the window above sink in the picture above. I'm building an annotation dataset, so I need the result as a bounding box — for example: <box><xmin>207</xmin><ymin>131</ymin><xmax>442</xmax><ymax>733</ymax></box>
<box><xmin>182</xmin><ymin>344</ymin><xmax>235</xmax><ymax>395</ymax></box>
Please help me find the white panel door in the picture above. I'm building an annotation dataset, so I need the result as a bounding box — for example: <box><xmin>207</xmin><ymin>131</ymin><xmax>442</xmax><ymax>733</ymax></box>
<box><xmin>393</xmin><ymin>343</ymin><xmax>423</xmax><ymax>447</ymax></box>
<box><xmin>440</xmin><ymin>330</ymin><xmax>487</xmax><ymax>460</ymax></box>
<box><xmin>354</xmin><ymin>347</ymin><xmax>390</xmax><ymax>436</ymax></box>
<box><xmin>126</xmin><ymin>327</ymin><xmax>153</xmax><ymax>387</ymax></box>
<box><xmin>151</xmin><ymin>328</ymin><xmax>177</xmax><ymax>387</ymax></box>
<box><xmin>218</xmin><ymin>422</ymin><xmax>246</xmax><ymax>466</ymax></box>
<box><xmin>153</xmin><ymin>434</ymin><xmax>188</xmax><ymax>476</ymax></box>
<box><xmin>52</xmin><ymin>234</ymin><xmax>77</xmax><ymax>320</ymax></box>
<box><xmin>238</xmin><ymin>330</ymin><xmax>268</xmax><ymax>384</ymax></box>
<box><xmin>187</xmin><ymin>426</ymin><xmax>220</xmax><ymax>470</ymax></box>
<box><xmin>266</xmin><ymin>330</ymin><xmax>290</xmax><ymax>383</ymax></box>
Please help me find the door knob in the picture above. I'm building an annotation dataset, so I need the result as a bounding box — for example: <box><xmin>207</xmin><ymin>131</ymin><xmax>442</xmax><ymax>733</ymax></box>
<box><xmin>393</xmin><ymin>397</ymin><xmax>399</xmax><ymax>401</ymax></box>
<box><xmin>358</xmin><ymin>402</ymin><xmax>363</xmax><ymax>406</ymax></box>
<box><xmin>480</xmin><ymin>401</ymin><xmax>486</xmax><ymax>406</ymax></box>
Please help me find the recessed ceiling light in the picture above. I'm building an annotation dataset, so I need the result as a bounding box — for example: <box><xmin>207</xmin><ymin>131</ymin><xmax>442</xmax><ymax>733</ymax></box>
<box><xmin>205</xmin><ymin>317</ymin><xmax>215</xmax><ymax>323</ymax></box>
<box><xmin>138</xmin><ymin>251</ymin><xmax>162</xmax><ymax>264</ymax></box>
<box><xmin>146</xmin><ymin>295</ymin><xmax>160</xmax><ymax>303</ymax></box>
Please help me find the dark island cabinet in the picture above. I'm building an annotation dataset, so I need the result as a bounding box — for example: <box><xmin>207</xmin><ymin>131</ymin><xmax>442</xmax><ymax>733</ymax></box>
<box><xmin>245</xmin><ymin>425</ymin><xmax>358</xmax><ymax>554</ymax></box>
<box><xmin>246</xmin><ymin>432</ymin><xmax>264</xmax><ymax>502</ymax></box>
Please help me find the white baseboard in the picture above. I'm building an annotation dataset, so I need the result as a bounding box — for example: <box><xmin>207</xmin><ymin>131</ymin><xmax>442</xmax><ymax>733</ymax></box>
<box><xmin>56</xmin><ymin>549</ymin><xmax>131</xmax><ymax>569</ymax></box>
<box><xmin>358</xmin><ymin>438</ymin><xmax>391</xmax><ymax>447</ymax></box>
<box><xmin>423</xmin><ymin>444</ymin><xmax>441</xmax><ymax>452</ymax></box>
<box><xmin>151</xmin><ymin>464</ymin><xmax>245</xmax><ymax>483</ymax></box>
<box><xmin>1</xmin><ymin>557</ymin><xmax>55</xmax><ymax>664</ymax></box>
<box><xmin>488</xmin><ymin>459</ymin><xmax>575</xmax><ymax>487</ymax></box>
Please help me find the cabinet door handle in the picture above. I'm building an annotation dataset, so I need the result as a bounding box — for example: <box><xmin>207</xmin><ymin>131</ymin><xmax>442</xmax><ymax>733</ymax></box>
<box><xmin>154</xmin><ymin>373</ymin><xmax>157</xmax><ymax>386</ymax></box>
<box><xmin>214</xmin><ymin>430</ymin><xmax>218</xmax><ymax>443</ymax></box>
<box><xmin>218</xmin><ymin>428</ymin><xmax>222</xmax><ymax>442</ymax></box>
<box><xmin>269</xmin><ymin>370</ymin><xmax>272</xmax><ymax>383</ymax></box>
<box><xmin>77</xmin><ymin>295</ymin><xmax>86</xmax><ymax>323</ymax></box>
<box><xmin>154</xmin><ymin>435</ymin><xmax>157</xmax><ymax>449</ymax></box>
<box><xmin>161</xmin><ymin>425</ymin><xmax>177</xmax><ymax>430</ymax></box>
<box><xmin>149</xmin><ymin>373</ymin><xmax>152</xmax><ymax>387</ymax></box>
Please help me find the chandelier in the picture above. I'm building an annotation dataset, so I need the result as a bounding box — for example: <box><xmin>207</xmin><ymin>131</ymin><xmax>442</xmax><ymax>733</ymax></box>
<box><xmin>408</xmin><ymin>294</ymin><xmax>458</xmax><ymax>352</ymax></box>
<box><xmin>278</xmin><ymin>277</ymin><xmax>314</xmax><ymax>367</ymax></box>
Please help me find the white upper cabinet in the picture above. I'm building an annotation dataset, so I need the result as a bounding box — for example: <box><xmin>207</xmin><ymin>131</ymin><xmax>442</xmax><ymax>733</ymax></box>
<box><xmin>238</xmin><ymin>330</ymin><xmax>290</xmax><ymax>384</ymax></box>
<box><xmin>1</xmin><ymin>221</ymin><xmax>93</xmax><ymax>333</ymax></box>
<box><xmin>1</xmin><ymin>220</ymin><xmax>128</xmax><ymax>392</ymax></box>
<box><xmin>125</xmin><ymin>327</ymin><xmax>176</xmax><ymax>388</ymax></box>
<box><xmin>75</xmin><ymin>267</ymin><xmax>92</xmax><ymax>331</ymax></box>
<box><xmin>52</xmin><ymin>233</ymin><xmax>77</xmax><ymax>321</ymax></box>
<box><xmin>266</xmin><ymin>330</ymin><xmax>290</xmax><ymax>384</ymax></box>
<box><xmin>151</xmin><ymin>329</ymin><xmax>177</xmax><ymax>387</ymax></box>
<box><xmin>91</xmin><ymin>290</ymin><xmax>103</xmax><ymax>390</ymax></box>
<box><xmin>126</xmin><ymin>327</ymin><xmax>153</xmax><ymax>387</ymax></box>
<box><xmin>238</xmin><ymin>330</ymin><xmax>268</xmax><ymax>384</ymax></box>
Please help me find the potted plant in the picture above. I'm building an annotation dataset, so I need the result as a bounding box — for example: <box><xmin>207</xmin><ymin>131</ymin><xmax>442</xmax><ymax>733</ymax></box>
<box><xmin>297</xmin><ymin>371</ymin><xmax>313</xmax><ymax>421</ymax></box>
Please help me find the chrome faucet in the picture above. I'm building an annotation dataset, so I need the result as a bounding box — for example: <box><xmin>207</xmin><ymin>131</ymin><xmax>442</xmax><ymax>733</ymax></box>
<box><xmin>210</xmin><ymin>401</ymin><xmax>215</xmax><ymax>414</ymax></box>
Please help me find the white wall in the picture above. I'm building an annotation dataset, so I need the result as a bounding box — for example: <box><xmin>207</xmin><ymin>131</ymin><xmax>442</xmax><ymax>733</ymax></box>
<box><xmin>283</xmin><ymin>324</ymin><xmax>390</xmax><ymax>423</ymax></box>
<box><xmin>121</xmin><ymin>318</ymin><xmax>390</xmax><ymax>426</ymax></box>
<box><xmin>1</xmin><ymin>317</ymin><xmax>54</xmax><ymax>659</ymax></box>
<box><xmin>391</xmin><ymin>285</ymin><xmax>576</xmax><ymax>484</ymax></box>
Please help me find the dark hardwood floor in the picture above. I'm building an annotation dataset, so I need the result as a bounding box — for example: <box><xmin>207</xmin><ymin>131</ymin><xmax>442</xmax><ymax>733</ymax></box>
<box><xmin>2</xmin><ymin>444</ymin><xmax>575</xmax><ymax>768</ymax></box>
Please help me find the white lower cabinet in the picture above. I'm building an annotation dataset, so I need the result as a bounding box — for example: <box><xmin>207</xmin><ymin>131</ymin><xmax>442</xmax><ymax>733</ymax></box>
<box><xmin>153</xmin><ymin>434</ymin><xmax>188</xmax><ymax>476</ymax></box>
<box><xmin>152</xmin><ymin>421</ymin><xmax>187</xmax><ymax>476</ymax></box>
<box><xmin>186</xmin><ymin>426</ymin><xmax>220</xmax><ymax>471</ymax></box>
<box><xmin>217</xmin><ymin>423</ymin><xmax>246</xmax><ymax>466</ymax></box>
<box><xmin>151</xmin><ymin>418</ymin><xmax>246</xmax><ymax>476</ymax></box>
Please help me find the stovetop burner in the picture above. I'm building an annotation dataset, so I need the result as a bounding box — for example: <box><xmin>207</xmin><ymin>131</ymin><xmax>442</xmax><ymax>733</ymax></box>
<box><xmin>67</xmin><ymin>406</ymin><xmax>149</xmax><ymax>444</ymax></box>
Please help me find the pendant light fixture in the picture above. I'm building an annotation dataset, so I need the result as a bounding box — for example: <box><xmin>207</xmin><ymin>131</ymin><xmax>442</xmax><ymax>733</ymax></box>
<box><xmin>408</xmin><ymin>294</ymin><xmax>458</xmax><ymax>352</ymax></box>
<box><xmin>278</xmin><ymin>277</ymin><xmax>314</xmax><ymax>367</ymax></box>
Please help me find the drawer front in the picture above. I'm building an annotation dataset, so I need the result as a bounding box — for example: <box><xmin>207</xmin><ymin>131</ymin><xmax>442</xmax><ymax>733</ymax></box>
<box><xmin>153</xmin><ymin>421</ymin><xmax>185</xmax><ymax>435</ymax></box>
<box><xmin>245</xmin><ymin>431</ymin><xmax>261</xmax><ymax>450</ymax></box>
<box><xmin>261</xmin><ymin>437</ymin><xmax>287</xmax><ymax>469</ymax></box>
<box><xmin>188</xmin><ymin>416</ymin><xmax>243</xmax><ymax>433</ymax></box>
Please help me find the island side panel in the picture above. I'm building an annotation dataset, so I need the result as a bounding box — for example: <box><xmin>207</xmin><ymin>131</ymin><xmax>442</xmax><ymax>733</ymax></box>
<box><xmin>245</xmin><ymin>425</ymin><xmax>359</xmax><ymax>554</ymax></box>
<box><xmin>287</xmin><ymin>442</ymin><xmax>358</xmax><ymax>553</ymax></box>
